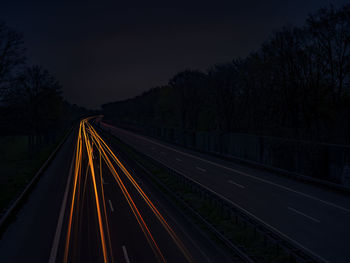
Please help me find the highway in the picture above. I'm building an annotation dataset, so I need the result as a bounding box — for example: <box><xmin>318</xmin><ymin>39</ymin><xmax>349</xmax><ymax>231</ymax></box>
<box><xmin>100</xmin><ymin>122</ymin><xmax>350</xmax><ymax>263</ymax></box>
<box><xmin>0</xmin><ymin>118</ymin><xmax>229</xmax><ymax>263</ymax></box>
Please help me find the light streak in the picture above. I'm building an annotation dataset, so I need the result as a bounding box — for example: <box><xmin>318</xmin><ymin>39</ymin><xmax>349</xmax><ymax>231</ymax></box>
<box><xmin>91</xmin><ymin>128</ymin><xmax>166</xmax><ymax>263</ymax></box>
<box><xmin>87</xmin><ymin>122</ymin><xmax>194</xmax><ymax>263</ymax></box>
<box><xmin>63</xmin><ymin>122</ymin><xmax>82</xmax><ymax>263</ymax></box>
<box><xmin>63</xmin><ymin>117</ymin><xmax>193</xmax><ymax>263</ymax></box>
<box><xmin>98</xmin><ymin>143</ymin><xmax>114</xmax><ymax>263</ymax></box>
<box><xmin>82</xmin><ymin>120</ymin><xmax>109</xmax><ymax>263</ymax></box>
<box><xmin>63</xmin><ymin>118</ymin><xmax>112</xmax><ymax>263</ymax></box>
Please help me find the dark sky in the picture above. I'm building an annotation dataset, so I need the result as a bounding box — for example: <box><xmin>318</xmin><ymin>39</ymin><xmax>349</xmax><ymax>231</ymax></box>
<box><xmin>1</xmin><ymin>0</ymin><xmax>348</xmax><ymax>108</ymax></box>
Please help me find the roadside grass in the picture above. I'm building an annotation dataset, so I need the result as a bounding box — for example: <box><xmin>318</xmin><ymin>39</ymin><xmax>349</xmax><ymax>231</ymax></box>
<box><xmin>102</xmin><ymin>130</ymin><xmax>292</xmax><ymax>263</ymax></box>
<box><xmin>0</xmin><ymin>134</ymin><xmax>65</xmax><ymax>214</ymax></box>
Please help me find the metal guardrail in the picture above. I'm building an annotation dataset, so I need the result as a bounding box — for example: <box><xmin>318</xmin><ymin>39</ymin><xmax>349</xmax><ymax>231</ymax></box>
<box><xmin>104</xmin><ymin>128</ymin><xmax>327</xmax><ymax>263</ymax></box>
<box><xmin>100</xmin><ymin>130</ymin><xmax>255</xmax><ymax>263</ymax></box>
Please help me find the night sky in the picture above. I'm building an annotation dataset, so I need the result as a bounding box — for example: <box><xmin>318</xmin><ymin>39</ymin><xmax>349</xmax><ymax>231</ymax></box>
<box><xmin>1</xmin><ymin>0</ymin><xmax>348</xmax><ymax>108</ymax></box>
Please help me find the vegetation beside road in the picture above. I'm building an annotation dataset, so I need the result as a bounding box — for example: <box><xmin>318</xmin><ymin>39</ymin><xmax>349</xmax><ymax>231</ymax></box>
<box><xmin>0</xmin><ymin>131</ymin><xmax>68</xmax><ymax>214</ymax></box>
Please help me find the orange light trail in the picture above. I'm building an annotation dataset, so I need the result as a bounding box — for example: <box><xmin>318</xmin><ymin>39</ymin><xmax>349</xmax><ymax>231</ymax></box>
<box><xmin>63</xmin><ymin>117</ymin><xmax>193</xmax><ymax>263</ymax></box>
<box><xmin>63</xmin><ymin>118</ymin><xmax>111</xmax><ymax>263</ymax></box>
<box><xmin>98</xmin><ymin>140</ymin><xmax>114</xmax><ymax>263</ymax></box>
<box><xmin>87</xmin><ymin>123</ymin><xmax>194</xmax><ymax>262</ymax></box>
<box><xmin>91</xmin><ymin>132</ymin><xmax>166</xmax><ymax>263</ymax></box>
<box><xmin>81</xmin><ymin>120</ymin><xmax>109</xmax><ymax>263</ymax></box>
<box><xmin>86</xmin><ymin>122</ymin><xmax>194</xmax><ymax>263</ymax></box>
<box><xmin>63</xmin><ymin>122</ymin><xmax>82</xmax><ymax>263</ymax></box>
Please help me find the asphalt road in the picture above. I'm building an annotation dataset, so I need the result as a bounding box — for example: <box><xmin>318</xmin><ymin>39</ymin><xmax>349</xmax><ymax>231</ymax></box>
<box><xmin>0</xmin><ymin>119</ymin><xmax>230</xmax><ymax>263</ymax></box>
<box><xmin>100</xmin><ymin>122</ymin><xmax>350</xmax><ymax>263</ymax></box>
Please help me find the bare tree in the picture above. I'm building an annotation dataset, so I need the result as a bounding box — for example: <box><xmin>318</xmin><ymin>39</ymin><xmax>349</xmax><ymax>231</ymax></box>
<box><xmin>0</xmin><ymin>20</ymin><xmax>25</xmax><ymax>102</ymax></box>
<box><xmin>307</xmin><ymin>4</ymin><xmax>350</xmax><ymax>103</ymax></box>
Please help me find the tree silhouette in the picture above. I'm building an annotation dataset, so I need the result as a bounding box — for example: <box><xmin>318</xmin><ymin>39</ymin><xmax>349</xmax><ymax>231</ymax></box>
<box><xmin>169</xmin><ymin>70</ymin><xmax>207</xmax><ymax>130</ymax></box>
<box><xmin>10</xmin><ymin>65</ymin><xmax>63</xmax><ymax>150</ymax></box>
<box><xmin>102</xmin><ymin>4</ymin><xmax>350</xmax><ymax>144</ymax></box>
<box><xmin>0</xmin><ymin>20</ymin><xmax>25</xmax><ymax>102</ymax></box>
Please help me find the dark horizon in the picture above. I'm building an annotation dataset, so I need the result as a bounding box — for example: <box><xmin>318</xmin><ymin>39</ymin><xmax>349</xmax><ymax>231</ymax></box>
<box><xmin>1</xmin><ymin>2</ymin><xmax>350</xmax><ymax>263</ymax></box>
<box><xmin>1</xmin><ymin>0</ymin><xmax>348</xmax><ymax>109</ymax></box>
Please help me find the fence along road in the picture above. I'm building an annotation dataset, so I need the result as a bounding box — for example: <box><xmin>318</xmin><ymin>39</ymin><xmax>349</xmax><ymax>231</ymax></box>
<box><xmin>101</xmin><ymin>122</ymin><xmax>350</xmax><ymax>263</ymax></box>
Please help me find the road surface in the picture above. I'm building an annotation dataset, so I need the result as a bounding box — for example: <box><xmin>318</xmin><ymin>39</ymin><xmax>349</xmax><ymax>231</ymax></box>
<box><xmin>0</xmin><ymin>118</ymin><xmax>229</xmax><ymax>263</ymax></box>
<box><xmin>101</xmin><ymin>121</ymin><xmax>350</xmax><ymax>263</ymax></box>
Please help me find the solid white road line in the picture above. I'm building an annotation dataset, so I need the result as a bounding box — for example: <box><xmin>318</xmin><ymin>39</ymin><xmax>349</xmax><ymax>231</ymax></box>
<box><xmin>49</xmin><ymin>147</ymin><xmax>76</xmax><ymax>263</ymax></box>
<box><xmin>122</xmin><ymin>245</ymin><xmax>131</xmax><ymax>263</ymax></box>
<box><xmin>288</xmin><ymin>207</ymin><xmax>320</xmax><ymax>223</ymax></box>
<box><xmin>196</xmin><ymin>167</ymin><xmax>206</xmax><ymax>172</ymax></box>
<box><xmin>108</xmin><ymin>199</ymin><xmax>114</xmax><ymax>212</ymax></box>
<box><xmin>115</xmin><ymin>127</ymin><xmax>350</xmax><ymax>213</ymax></box>
<box><xmin>228</xmin><ymin>180</ymin><xmax>245</xmax><ymax>189</ymax></box>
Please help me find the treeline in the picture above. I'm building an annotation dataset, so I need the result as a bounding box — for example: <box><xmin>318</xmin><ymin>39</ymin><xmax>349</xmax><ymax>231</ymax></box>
<box><xmin>0</xmin><ymin>20</ymin><xmax>87</xmax><ymax>144</ymax></box>
<box><xmin>103</xmin><ymin>5</ymin><xmax>350</xmax><ymax>144</ymax></box>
